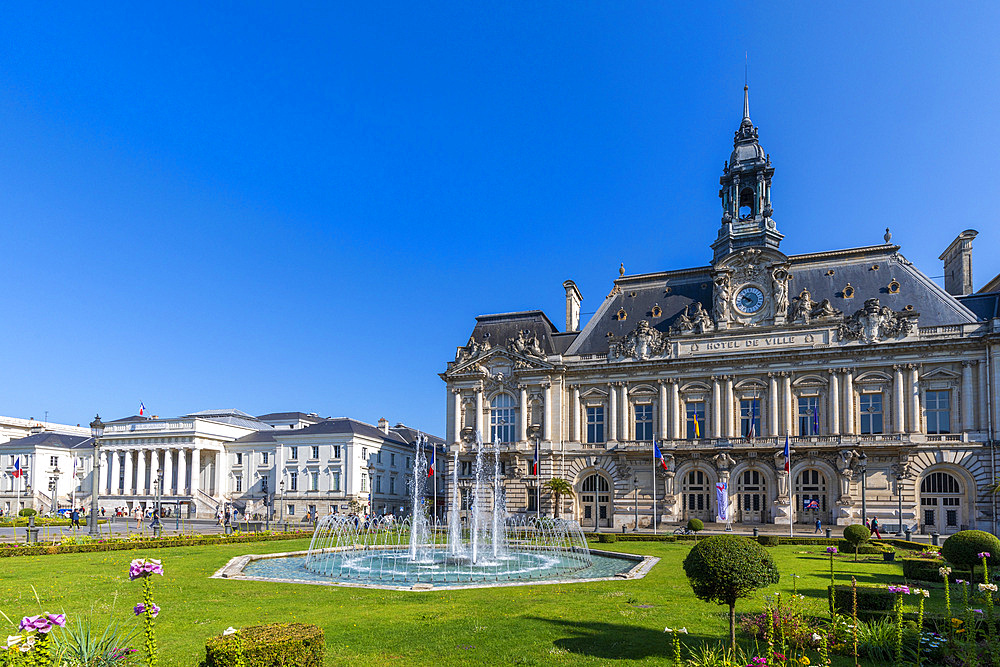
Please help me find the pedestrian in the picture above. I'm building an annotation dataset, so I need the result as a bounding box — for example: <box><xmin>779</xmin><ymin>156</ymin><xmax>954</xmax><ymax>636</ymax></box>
<box><xmin>100</xmin><ymin>507</ymin><xmax>105</xmax><ymax>517</ymax></box>
<box><xmin>869</xmin><ymin>516</ymin><xmax>881</xmax><ymax>539</ymax></box>
<box><xmin>814</xmin><ymin>518</ymin><xmax>821</xmax><ymax>534</ymax></box>
<box><xmin>70</xmin><ymin>508</ymin><xmax>81</xmax><ymax>529</ymax></box>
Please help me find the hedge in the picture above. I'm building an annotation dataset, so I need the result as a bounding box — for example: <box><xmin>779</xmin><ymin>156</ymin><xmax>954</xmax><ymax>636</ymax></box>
<box><xmin>829</xmin><ymin>584</ymin><xmax>896</xmax><ymax>614</ymax></box>
<box><xmin>202</xmin><ymin>623</ymin><xmax>324</xmax><ymax>667</ymax></box>
<box><xmin>902</xmin><ymin>557</ymin><xmax>972</xmax><ymax>583</ymax></box>
<box><xmin>0</xmin><ymin>530</ymin><xmax>313</xmax><ymax>558</ymax></box>
<box><xmin>0</xmin><ymin>518</ymin><xmax>109</xmax><ymax>528</ymax></box>
<box><xmin>584</xmin><ymin>533</ymin><xmax>679</xmax><ymax>542</ymax></box>
<box><xmin>597</xmin><ymin>534</ymin><xmax>617</xmax><ymax>543</ymax></box>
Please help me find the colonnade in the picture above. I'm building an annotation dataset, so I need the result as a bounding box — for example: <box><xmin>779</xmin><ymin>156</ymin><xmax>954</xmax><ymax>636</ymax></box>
<box><xmin>102</xmin><ymin>447</ymin><xmax>217</xmax><ymax>497</ymax></box>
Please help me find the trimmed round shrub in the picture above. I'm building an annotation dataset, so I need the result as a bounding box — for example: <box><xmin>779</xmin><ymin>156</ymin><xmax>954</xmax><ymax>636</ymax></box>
<box><xmin>843</xmin><ymin>524</ymin><xmax>869</xmax><ymax>546</ymax></box>
<box><xmin>683</xmin><ymin>535</ymin><xmax>779</xmax><ymax>650</ymax></box>
<box><xmin>18</xmin><ymin>508</ymin><xmax>37</xmax><ymax>517</ymax></box>
<box><xmin>597</xmin><ymin>533</ymin><xmax>617</xmax><ymax>543</ymax></box>
<box><xmin>203</xmin><ymin>623</ymin><xmax>324</xmax><ymax>667</ymax></box>
<box><xmin>687</xmin><ymin>518</ymin><xmax>704</xmax><ymax>532</ymax></box>
<box><xmin>757</xmin><ymin>535</ymin><xmax>780</xmax><ymax>547</ymax></box>
<box><xmin>942</xmin><ymin>530</ymin><xmax>1000</xmax><ymax>569</ymax></box>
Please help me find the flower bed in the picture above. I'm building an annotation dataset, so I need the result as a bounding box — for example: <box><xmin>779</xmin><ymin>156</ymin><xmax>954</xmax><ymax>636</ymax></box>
<box><xmin>0</xmin><ymin>529</ymin><xmax>313</xmax><ymax>558</ymax></box>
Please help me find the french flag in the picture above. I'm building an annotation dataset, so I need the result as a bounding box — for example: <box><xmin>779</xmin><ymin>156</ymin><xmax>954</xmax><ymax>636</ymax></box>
<box><xmin>783</xmin><ymin>434</ymin><xmax>790</xmax><ymax>473</ymax></box>
<box><xmin>13</xmin><ymin>457</ymin><xmax>22</xmax><ymax>479</ymax></box>
<box><xmin>426</xmin><ymin>440</ymin><xmax>435</xmax><ymax>478</ymax></box>
<box><xmin>654</xmin><ymin>441</ymin><xmax>668</xmax><ymax>471</ymax></box>
<box><xmin>532</xmin><ymin>438</ymin><xmax>539</xmax><ymax>476</ymax></box>
<box><xmin>139</xmin><ymin>402</ymin><xmax>146</xmax><ymax>416</ymax></box>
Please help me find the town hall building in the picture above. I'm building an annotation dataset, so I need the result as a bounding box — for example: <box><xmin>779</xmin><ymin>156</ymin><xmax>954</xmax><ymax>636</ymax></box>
<box><xmin>442</xmin><ymin>86</ymin><xmax>1000</xmax><ymax>534</ymax></box>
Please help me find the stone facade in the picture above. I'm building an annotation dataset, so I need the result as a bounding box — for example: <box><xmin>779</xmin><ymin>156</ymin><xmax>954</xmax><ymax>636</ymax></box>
<box><xmin>442</xmin><ymin>87</ymin><xmax>1000</xmax><ymax>534</ymax></box>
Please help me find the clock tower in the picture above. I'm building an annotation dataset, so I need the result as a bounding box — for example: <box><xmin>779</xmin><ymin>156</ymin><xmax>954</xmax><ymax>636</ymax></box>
<box><xmin>710</xmin><ymin>86</ymin><xmax>790</xmax><ymax>329</ymax></box>
<box><xmin>711</xmin><ymin>85</ymin><xmax>783</xmax><ymax>264</ymax></box>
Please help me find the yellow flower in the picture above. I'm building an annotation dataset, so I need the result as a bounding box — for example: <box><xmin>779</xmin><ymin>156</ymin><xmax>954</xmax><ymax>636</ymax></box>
<box><xmin>951</xmin><ymin>618</ymin><xmax>964</xmax><ymax>626</ymax></box>
<box><xmin>799</xmin><ymin>656</ymin><xmax>811</xmax><ymax>665</ymax></box>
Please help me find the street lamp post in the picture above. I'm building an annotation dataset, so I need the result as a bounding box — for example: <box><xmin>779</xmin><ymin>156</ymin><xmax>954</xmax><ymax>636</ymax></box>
<box><xmin>279</xmin><ymin>479</ymin><xmax>285</xmax><ymax>522</ymax></box>
<box><xmin>263</xmin><ymin>480</ymin><xmax>270</xmax><ymax>530</ymax></box>
<box><xmin>89</xmin><ymin>416</ymin><xmax>104</xmax><ymax>537</ymax></box>
<box><xmin>633</xmin><ymin>476</ymin><xmax>639</xmax><ymax>532</ymax></box>
<box><xmin>895</xmin><ymin>471</ymin><xmax>905</xmax><ymax>537</ymax></box>
<box><xmin>49</xmin><ymin>468</ymin><xmax>60</xmax><ymax>516</ymax></box>
<box><xmin>858</xmin><ymin>452</ymin><xmax>868</xmax><ymax>527</ymax></box>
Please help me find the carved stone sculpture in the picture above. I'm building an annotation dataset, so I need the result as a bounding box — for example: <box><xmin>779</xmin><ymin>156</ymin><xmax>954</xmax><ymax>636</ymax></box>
<box><xmin>690</xmin><ymin>302</ymin><xmax>714</xmax><ymax>334</ymax></box>
<box><xmin>713</xmin><ymin>452</ymin><xmax>736</xmax><ymax>471</ymax></box>
<box><xmin>671</xmin><ymin>306</ymin><xmax>695</xmax><ymax>335</ymax></box>
<box><xmin>508</xmin><ymin>330</ymin><xmax>544</xmax><ymax>358</ymax></box>
<box><xmin>611</xmin><ymin>319</ymin><xmax>670</xmax><ymax>360</ymax></box>
<box><xmin>713</xmin><ymin>274</ymin><xmax>731</xmax><ymax>328</ymax></box>
<box><xmin>771</xmin><ymin>266</ymin><xmax>789</xmax><ymax>316</ymax></box>
<box><xmin>838</xmin><ymin>298</ymin><xmax>915</xmax><ymax>344</ymax></box>
<box><xmin>792</xmin><ymin>289</ymin><xmax>816</xmax><ymax>323</ymax></box>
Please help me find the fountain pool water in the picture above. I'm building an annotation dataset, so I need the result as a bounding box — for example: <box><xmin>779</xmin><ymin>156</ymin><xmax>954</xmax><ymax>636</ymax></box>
<box><xmin>216</xmin><ymin>434</ymin><xmax>656</xmax><ymax>589</ymax></box>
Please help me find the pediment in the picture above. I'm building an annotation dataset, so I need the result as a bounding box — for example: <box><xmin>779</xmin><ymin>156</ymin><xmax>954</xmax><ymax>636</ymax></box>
<box><xmin>445</xmin><ymin>346</ymin><xmax>553</xmax><ymax>378</ymax></box>
<box><xmin>922</xmin><ymin>367</ymin><xmax>960</xmax><ymax>380</ymax></box>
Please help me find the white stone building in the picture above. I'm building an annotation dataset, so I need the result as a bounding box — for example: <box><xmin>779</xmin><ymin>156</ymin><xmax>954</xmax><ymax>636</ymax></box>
<box><xmin>441</xmin><ymin>87</ymin><xmax>1000</xmax><ymax>534</ymax></box>
<box><xmin>0</xmin><ymin>409</ymin><xmax>444</xmax><ymax>519</ymax></box>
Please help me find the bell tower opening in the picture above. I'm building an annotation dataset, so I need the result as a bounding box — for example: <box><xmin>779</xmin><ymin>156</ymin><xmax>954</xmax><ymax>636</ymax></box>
<box><xmin>738</xmin><ymin>187</ymin><xmax>756</xmax><ymax>219</ymax></box>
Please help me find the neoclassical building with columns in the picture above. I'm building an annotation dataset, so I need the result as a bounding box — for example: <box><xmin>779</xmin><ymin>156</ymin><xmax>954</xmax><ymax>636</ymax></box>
<box><xmin>442</xmin><ymin>87</ymin><xmax>1000</xmax><ymax>534</ymax></box>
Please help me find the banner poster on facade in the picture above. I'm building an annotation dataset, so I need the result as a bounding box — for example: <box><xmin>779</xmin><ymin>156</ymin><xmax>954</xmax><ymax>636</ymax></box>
<box><xmin>803</xmin><ymin>498</ymin><xmax>819</xmax><ymax>510</ymax></box>
<box><xmin>716</xmin><ymin>481</ymin><xmax>728</xmax><ymax>522</ymax></box>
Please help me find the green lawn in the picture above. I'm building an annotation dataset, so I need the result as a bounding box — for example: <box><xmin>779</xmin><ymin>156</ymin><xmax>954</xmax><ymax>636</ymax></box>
<box><xmin>0</xmin><ymin>539</ymin><xmax>942</xmax><ymax>665</ymax></box>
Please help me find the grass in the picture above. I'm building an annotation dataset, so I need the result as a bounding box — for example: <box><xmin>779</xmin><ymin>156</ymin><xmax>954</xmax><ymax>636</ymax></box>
<box><xmin>0</xmin><ymin>539</ymin><xmax>946</xmax><ymax>666</ymax></box>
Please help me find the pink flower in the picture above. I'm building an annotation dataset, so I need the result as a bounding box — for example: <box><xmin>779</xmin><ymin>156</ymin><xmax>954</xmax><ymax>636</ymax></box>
<box><xmin>128</xmin><ymin>558</ymin><xmax>163</xmax><ymax>580</ymax></box>
<box><xmin>979</xmin><ymin>552</ymin><xmax>992</xmax><ymax>559</ymax></box>
<box><xmin>18</xmin><ymin>613</ymin><xmax>66</xmax><ymax>634</ymax></box>
<box><xmin>826</xmin><ymin>546</ymin><xmax>837</xmax><ymax>554</ymax></box>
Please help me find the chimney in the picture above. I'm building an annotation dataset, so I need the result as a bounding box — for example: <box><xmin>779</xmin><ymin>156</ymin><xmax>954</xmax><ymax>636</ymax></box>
<box><xmin>377</xmin><ymin>417</ymin><xmax>389</xmax><ymax>434</ymax></box>
<box><xmin>938</xmin><ymin>230</ymin><xmax>978</xmax><ymax>296</ymax></box>
<box><xmin>563</xmin><ymin>280</ymin><xmax>582</xmax><ymax>332</ymax></box>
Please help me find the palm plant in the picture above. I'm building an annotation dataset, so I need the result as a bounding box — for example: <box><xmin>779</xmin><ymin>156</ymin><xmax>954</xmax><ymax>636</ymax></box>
<box><xmin>542</xmin><ymin>478</ymin><xmax>574</xmax><ymax>518</ymax></box>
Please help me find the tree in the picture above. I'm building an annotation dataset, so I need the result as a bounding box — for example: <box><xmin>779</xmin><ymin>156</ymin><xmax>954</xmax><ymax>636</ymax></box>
<box><xmin>942</xmin><ymin>530</ymin><xmax>1000</xmax><ymax>580</ymax></box>
<box><xmin>843</xmin><ymin>524</ymin><xmax>870</xmax><ymax>562</ymax></box>
<box><xmin>682</xmin><ymin>535</ymin><xmax>780</xmax><ymax>650</ymax></box>
<box><xmin>542</xmin><ymin>478</ymin><xmax>574</xmax><ymax>519</ymax></box>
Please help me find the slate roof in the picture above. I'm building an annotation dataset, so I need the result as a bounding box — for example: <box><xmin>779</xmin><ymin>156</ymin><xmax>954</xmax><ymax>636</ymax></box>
<box><xmin>3</xmin><ymin>432</ymin><xmax>94</xmax><ymax>450</ymax></box>
<box><xmin>959</xmin><ymin>292</ymin><xmax>1000</xmax><ymax>320</ymax></box>
<box><xmin>182</xmin><ymin>409</ymin><xmax>273</xmax><ymax>431</ymax></box>
<box><xmin>565</xmin><ymin>244</ymin><xmax>981</xmax><ymax>356</ymax></box>
<box><xmin>276</xmin><ymin>418</ymin><xmax>409</xmax><ymax>446</ymax></box>
<box><xmin>389</xmin><ymin>423</ymin><xmax>446</xmax><ymax>448</ymax></box>
<box><xmin>256</xmin><ymin>412</ymin><xmax>324</xmax><ymax>423</ymax></box>
<box><xmin>465</xmin><ymin>311</ymin><xmax>560</xmax><ymax>354</ymax></box>
<box><xmin>231</xmin><ymin>430</ymin><xmax>280</xmax><ymax>445</ymax></box>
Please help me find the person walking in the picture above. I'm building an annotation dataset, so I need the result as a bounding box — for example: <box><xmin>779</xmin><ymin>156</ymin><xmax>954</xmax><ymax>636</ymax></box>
<box><xmin>814</xmin><ymin>518</ymin><xmax>822</xmax><ymax>534</ymax></box>
<box><xmin>869</xmin><ymin>516</ymin><xmax>882</xmax><ymax>539</ymax></box>
<box><xmin>135</xmin><ymin>506</ymin><xmax>144</xmax><ymax>531</ymax></box>
<box><xmin>70</xmin><ymin>508</ymin><xmax>81</xmax><ymax>529</ymax></box>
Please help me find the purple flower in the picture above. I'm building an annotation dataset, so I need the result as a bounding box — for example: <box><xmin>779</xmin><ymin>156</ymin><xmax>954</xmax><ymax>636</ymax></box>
<box><xmin>826</xmin><ymin>546</ymin><xmax>838</xmax><ymax>554</ymax></box>
<box><xmin>128</xmin><ymin>558</ymin><xmax>163</xmax><ymax>580</ymax></box>
<box><xmin>45</xmin><ymin>614</ymin><xmax>65</xmax><ymax>629</ymax></box>
<box><xmin>973</xmin><ymin>609</ymin><xmax>984</xmax><ymax>614</ymax></box>
<box><xmin>980</xmin><ymin>552</ymin><xmax>992</xmax><ymax>559</ymax></box>
<box><xmin>133</xmin><ymin>603</ymin><xmax>160</xmax><ymax>618</ymax></box>
<box><xmin>18</xmin><ymin>613</ymin><xmax>66</xmax><ymax>634</ymax></box>
<box><xmin>887</xmin><ymin>585</ymin><xmax>911</xmax><ymax>594</ymax></box>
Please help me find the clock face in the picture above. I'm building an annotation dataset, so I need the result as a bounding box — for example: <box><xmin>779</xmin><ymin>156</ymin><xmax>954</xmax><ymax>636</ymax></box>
<box><xmin>735</xmin><ymin>286</ymin><xmax>765</xmax><ymax>314</ymax></box>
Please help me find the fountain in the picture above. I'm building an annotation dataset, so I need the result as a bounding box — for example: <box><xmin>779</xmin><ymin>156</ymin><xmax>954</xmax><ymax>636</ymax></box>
<box><xmin>217</xmin><ymin>432</ymin><xmax>656</xmax><ymax>590</ymax></box>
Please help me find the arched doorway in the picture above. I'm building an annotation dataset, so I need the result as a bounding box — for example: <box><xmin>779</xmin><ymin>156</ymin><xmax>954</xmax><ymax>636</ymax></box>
<box><xmin>736</xmin><ymin>469</ymin><xmax>768</xmax><ymax>524</ymax></box>
<box><xmin>681</xmin><ymin>469</ymin><xmax>712</xmax><ymax>522</ymax></box>
<box><xmin>794</xmin><ymin>469</ymin><xmax>829</xmax><ymax>525</ymax></box>
<box><xmin>578</xmin><ymin>473</ymin><xmax>612</xmax><ymax>530</ymax></box>
<box><xmin>920</xmin><ymin>471</ymin><xmax>963</xmax><ymax>533</ymax></box>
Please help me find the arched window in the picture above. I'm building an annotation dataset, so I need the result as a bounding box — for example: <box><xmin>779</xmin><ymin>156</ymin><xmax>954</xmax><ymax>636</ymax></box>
<box><xmin>920</xmin><ymin>471</ymin><xmax>962</xmax><ymax>531</ymax></box>
<box><xmin>579</xmin><ymin>473</ymin><xmax>612</xmax><ymax>529</ymax></box>
<box><xmin>681</xmin><ymin>469</ymin><xmax>712</xmax><ymax>521</ymax></box>
<box><xmin>490</xmin><ymin>393</ymin><xmax>516</xmax><ymax>444</ymax></box>
<box><xmin>736</xmin><ymin>469</ymin><xmax>768</xmax><ymax>523</ymax></box>
<box><xmin>739</xmin><ymin>187</ymin><xmax>756</xmax><ymax>219</ymax></box>
<box><xmin>794</xmin><ymin>469</ymin><xmax>828</xmax><ymax>523</ymax></box>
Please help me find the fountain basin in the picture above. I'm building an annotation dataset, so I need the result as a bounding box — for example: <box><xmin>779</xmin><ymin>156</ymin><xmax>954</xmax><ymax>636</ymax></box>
<box><xmin>212</xmin><ymin>547</ymin><xmax>657</xmax><ymax>591</ymax></box>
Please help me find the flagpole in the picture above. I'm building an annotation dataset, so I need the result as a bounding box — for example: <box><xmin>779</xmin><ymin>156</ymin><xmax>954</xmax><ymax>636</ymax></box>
<box><xmin>651</xmin><ymin>440</ymin><xmax>656</xmax><ymax>534</ymax></box>
<box><xmin>432</xmin><ymin>439</ymin><xmax>437</xmax><ymax>531</ymax></box>
<box><xmin>787</xmin><ymin>431</ymin><xmax>793</xmax><ymax>538</ymax></box>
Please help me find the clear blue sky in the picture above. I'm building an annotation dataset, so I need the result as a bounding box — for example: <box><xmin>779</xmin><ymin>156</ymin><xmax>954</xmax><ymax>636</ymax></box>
<box><xmin>1</xmin><ymin>4</ymin><xmax>997</xmax><ymax>435</ymax></box>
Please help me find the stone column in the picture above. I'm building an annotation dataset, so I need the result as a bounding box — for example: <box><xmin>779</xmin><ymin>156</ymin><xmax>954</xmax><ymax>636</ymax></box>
<box><xmin>768</xmin><ymin>373</ymin><xmax>779</xmax><ymax>437</ymax></box>
<box><xmin>215</xmin><ymin>451</ymin><xmax>224</xmax><ymax>498</ymax></box>
<box><xmin>451</xmin><ymin>389</ymin><xmax>462</xmax><ymax>445</ymax></box>
<box><xmin>828</xmin><ymin>370</ymin><xmax>840</xmax><ymax>435</ymax></box>
<box><xmin>711</xmin><ymin>376</ymin><xmax>722</xmax><ymax>438</ymax></box>
<box><xmin>542</xmin><ymin>383</ymin><xmax>553</xmax><ymax>442</ymax></box>
<box><xmin>620</xmin><ymin>383</ymin><xmax>629</xmax><ymax>441</ymax></box>
<box><xmin>658</xmin><ymin>381</ymin><xmax>668</xmax><ymax>440</ymax></box>
<box><xmin>843</xmin><ymin>369</ymin><xmax>855</xmax><ymax>436</ymax></box>
<box><xmin>782</xmin><ymin>373</ymin><xmax>793</xmax><ymax>436</ymax></box>
<box><xmin>519</xmin><ymin>386</ymin><xmax>529</xmax><ymax>442</ymax></box>
<box><xmin>475</xmin><ymin>389</ymin><xmax>486</xmax><ymax>443</ymax></box>
<box><xmin>189</xmin><ymin>449</ymin><xmax>200</xmax><ymax>497</ymax></box>
<box><xmin>164</xmin><ymin>449</ymin><xmax>174</xmax><ymax>495</ymax></box>
<box><xmin>724</xmin><ymin>376</ymin><xmax>735</xmax><ymax>437</ymax></box>
<box><xmin>177</xmin><ymin>449</ymin><xmax>188</xmax><ymax>495</ymax></box>
<box><xmin>980</xmin><ymin>357</ymin><xmax>990</xmax><ymax>431</ymax></box>
<box><xmin>962</xmin><ymin>361</ymin><xmax>975</xmax><ymax>432</ymax></box>
<box><xmin>571</xmin><ymin>386</ymin><xmax>581</xmax><ymax>442</ymax></box>
<box><xmin>124</xmin><ymin>450</ymin><xmax>134</xmax><ymax>495</ymax></box>
<box><xmin>103</xmin><ymin>451</ymin><xmax>112</xmax><ymax>494</ymax></box>
<box><xmin>608</xmin><ymin>383</ymin><xmax>618</xmax><ymax>443</ymax></box>
<box><xmin>893</xmin><ymin>365</ymin><xmax>906</xmax><ymax>433</ymax></box>
<box><xmin>669</xmin><ymin>380</ymin><xmax>681</xmax><ymax>439</ymax></box>
<box><xmin>136</xmin><ymin>449</ymin><xmax>147</xmax><ymax>496</ymax></box>
<box><xmin>908</xmin><ymin>365</ymin><xmax>921</xmax><ymax>433</ymax></box>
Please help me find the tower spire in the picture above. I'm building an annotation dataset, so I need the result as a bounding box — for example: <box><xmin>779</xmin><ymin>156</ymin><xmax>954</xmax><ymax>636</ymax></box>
<box><xmin>743</xmin><ymin>84</ymin><xmax>750</xmax><ymax>122</ymax></box>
